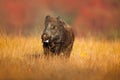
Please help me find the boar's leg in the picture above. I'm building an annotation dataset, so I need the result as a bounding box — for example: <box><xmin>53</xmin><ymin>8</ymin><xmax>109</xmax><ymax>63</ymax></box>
<box><xmin>43</xmin><ymin>46</ymin><xmax>50</xmax><ymax>56</ymax></box>
<box><xmin>52</xmin><ymin>44</ymin><xmax>62</xmax><ymax>55</ymax></box>
<box><xmin>62</xmin><ymin>43</ymin><xmax>73</xmax><ymax>58</ymax></box>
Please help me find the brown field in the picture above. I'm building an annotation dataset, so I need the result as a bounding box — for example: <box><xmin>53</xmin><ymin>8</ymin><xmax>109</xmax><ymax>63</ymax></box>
<box><xmin>0</xmin><ymin>35</ymin><xmax>120</xmax><ymax>80</ymax></box>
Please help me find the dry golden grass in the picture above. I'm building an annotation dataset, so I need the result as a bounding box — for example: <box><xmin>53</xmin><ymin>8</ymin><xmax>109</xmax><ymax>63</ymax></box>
<box><xmin>0</xmin><ymin>35</ymin><xmax>120</xmax><ymax>80</ymax></box>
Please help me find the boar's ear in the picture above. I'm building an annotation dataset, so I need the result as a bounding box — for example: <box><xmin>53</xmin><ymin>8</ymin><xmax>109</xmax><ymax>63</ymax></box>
<box><xmin>57</xmin><ymin>16</ymin><xmax>65</xmax><ymax>26</ymax></box>
<box><xmin>45</xmin><ymin>15</ymin><xmax>50</xmax><ymax>20</ymax></box>
<box><xmin>45</xmin><ymin>15</ymin><xmax>50</xmax><ymax>25</ymax></box>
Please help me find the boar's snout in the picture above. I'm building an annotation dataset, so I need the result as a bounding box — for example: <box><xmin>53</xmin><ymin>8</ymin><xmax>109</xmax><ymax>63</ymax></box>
<box><xmin>41</xmin><ymin>33</ymin><xmax>51</xmax><ymax>43</ymax></box>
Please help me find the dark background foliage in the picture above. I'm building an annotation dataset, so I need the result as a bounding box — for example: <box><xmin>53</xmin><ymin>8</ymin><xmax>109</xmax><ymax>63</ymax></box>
<box><xmin>0</xmin><ymin>0</ymin><xmax>120</xmax><ymax>39</ymax></box>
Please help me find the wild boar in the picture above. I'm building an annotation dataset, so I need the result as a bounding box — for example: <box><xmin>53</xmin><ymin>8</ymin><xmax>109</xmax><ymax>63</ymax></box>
<box><xmin>41</xmin><ymin>15</ymin><xmax>74</xmax><ymax>57</ymax></box>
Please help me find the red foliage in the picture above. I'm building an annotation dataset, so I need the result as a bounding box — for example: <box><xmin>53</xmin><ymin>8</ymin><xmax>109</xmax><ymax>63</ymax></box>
<box><xmin>0</xmin><ymin>0</ymin><xmax>120</xmax><ymax>35</ymax></box>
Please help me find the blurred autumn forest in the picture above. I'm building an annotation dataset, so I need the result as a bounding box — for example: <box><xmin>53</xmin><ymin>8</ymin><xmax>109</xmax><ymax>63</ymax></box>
<box><xmin>0</xmin><ymin>0</ymin><xmax>120</xmax><ymax>39</ymax></box>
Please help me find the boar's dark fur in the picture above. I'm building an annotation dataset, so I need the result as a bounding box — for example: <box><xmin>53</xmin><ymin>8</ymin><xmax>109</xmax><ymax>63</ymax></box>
<box><xmin>41</xmin><ymin>15</ymin><xmax>74</xmax><ymax>57</ymax></box>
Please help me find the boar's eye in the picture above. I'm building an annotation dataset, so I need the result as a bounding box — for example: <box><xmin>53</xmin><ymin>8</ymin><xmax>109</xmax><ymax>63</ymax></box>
<box><xmin>50</xmin><ymin>25</ymin><xmax>56</xmax><ymax>29</ymax></box>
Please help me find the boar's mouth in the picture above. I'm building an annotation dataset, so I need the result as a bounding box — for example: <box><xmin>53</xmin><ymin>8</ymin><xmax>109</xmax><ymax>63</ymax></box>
<box><xmin>43</xmin><ymin>39</ymin><xmax>49</xmax><ymax>43</ymax></box>
<box><xmin>42</xmin><ymin>35</ymin><xmax>61</xmax><ymax>47</ymax></box>
<box><xmin>42</xmin><ymin>39</ymin><xmax>50</xmax><ymax>47</ymax></box>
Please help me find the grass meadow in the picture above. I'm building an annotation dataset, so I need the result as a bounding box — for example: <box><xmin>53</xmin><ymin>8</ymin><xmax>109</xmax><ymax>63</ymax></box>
<box><xmin>0</xmin><ymin>34</ymin><xmax>120</xmax><ymax>80</ymax></box>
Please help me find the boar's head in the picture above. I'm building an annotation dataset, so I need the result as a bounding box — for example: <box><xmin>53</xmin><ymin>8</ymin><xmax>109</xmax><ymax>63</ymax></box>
<box><xmin>41</xmin><ymin>15</ymin><xmax>65</xmax><ymax>45</ymax></box>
